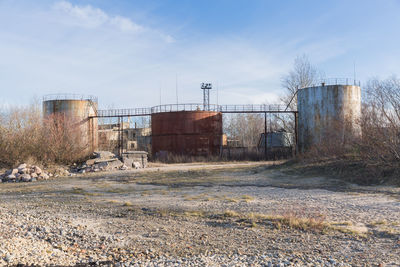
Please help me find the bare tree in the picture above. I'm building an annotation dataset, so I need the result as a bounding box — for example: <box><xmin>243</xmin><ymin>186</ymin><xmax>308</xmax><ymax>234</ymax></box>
<box><xmin>272</xmin><ymin>55</ymin><xmax>321</xmax><ymax>132</ymax></box>
<box><xmin>224</xmin><ymin>114</ymin><xmax>264</xmax><ymax>148</ymax></box>
<box><xmin>360</xmin><ymin>76</ymin><xmax>400</xmax><ymax>163</ymax></box>
<box><xmin>281</xmin><ymin>55</ymin><xmax>320</xmax><ymax>110</ymax></box>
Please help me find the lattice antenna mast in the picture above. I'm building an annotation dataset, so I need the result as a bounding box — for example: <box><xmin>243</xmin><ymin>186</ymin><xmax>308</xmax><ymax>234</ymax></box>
<box><xmin>201</xmin><ymin>82</ymin><xmax>212</xmax><ymax>111</ymax></box>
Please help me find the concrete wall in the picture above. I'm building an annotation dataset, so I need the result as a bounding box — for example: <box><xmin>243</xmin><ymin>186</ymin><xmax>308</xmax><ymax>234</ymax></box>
<box><xmin>297</xmin><ymin>84</ymin><xmax>361</xmax><ymax>152</ymax></box>
<box><xmin>43</xmin><ymin>99</ymin><xmax>98</xmax><ymax>152</ymax></box>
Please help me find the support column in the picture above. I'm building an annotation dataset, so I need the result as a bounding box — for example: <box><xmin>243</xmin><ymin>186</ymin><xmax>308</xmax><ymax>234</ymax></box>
<box><xmin>264</xmin><ymin>112</ymin><xmax>267</xmax><ymax>160</ymax></box>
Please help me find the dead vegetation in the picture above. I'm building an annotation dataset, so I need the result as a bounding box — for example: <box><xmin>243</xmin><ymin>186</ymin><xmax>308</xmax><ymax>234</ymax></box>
<box><xmin>0</xmin><ymin>103</ymin><xmax>89</xmax><ymax>168</ymax></box>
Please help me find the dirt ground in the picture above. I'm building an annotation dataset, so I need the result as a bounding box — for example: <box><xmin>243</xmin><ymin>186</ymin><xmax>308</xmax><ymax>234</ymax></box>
<box><xmin>0</xmin><ymin>161</ymin><xmax>399</xmax><ymax>266</ymax></box>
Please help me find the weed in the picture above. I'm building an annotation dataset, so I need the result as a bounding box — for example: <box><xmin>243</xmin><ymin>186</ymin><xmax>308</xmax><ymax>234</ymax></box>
<box><xmin>123</xmin><ymin>201</ymin><xmax>133</xmax><ymax>206</ymax></box>
<box><xmin>370</xmin><ymin>220</ymin><xmax>387</xmax><ymax>226</ymax></box>
<box><xmin>223</xmin><ymin>210</ymin><xmax>239</xmax><ymax>217</ymax></box>
<box><xmin>241</xmin><ymin>195</ymin><xmax>255</xmax><ymax>202</ymax></box>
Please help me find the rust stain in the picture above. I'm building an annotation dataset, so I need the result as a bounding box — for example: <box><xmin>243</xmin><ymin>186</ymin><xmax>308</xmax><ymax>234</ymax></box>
<box><xmin>151</xmin><ymin>111</ymin><xmax>223</xmax><ymax>156</ymax></box>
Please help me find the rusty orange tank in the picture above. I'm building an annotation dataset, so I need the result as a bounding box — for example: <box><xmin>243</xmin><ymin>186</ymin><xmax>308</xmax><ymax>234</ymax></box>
<box><xmin>151</xmin><ymin>111</ymin><xmax>223</xmax><ymax>156</ymax></box>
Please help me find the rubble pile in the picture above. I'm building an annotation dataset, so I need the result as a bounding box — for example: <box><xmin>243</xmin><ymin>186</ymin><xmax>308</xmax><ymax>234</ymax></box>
<box><xmin>0</xmin><ymin>151</ymin><xmax>149</xmax><ymax>183</ymax></box>
<box><xmin>0</xmin><ymin>164</ymin><xmax>51</xmax><ymax>183</ymax></box>
<box><xmin>73</xmin><ymin>151</ymin><xmax>148</xmax><ymax>174</ymax></box>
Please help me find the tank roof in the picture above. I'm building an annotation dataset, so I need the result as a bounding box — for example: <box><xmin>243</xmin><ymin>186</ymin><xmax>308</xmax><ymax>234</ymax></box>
<box><xmin>43</xmin><ymin>94</ymin><xmax>98</xmax><ymax>103</ymax></box>
<box><xmin>301</xmin><ymin>78</ymin><xmax>360</xmax><ymax>89</ymax></box>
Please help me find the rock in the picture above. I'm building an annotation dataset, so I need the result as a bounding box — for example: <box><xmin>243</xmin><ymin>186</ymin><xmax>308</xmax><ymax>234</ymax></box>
<box><xmin>31</xmin><ymin>177</ymin><xmax>37</xmax><ymax>182</ymax></box>
<box><xmin>6</xmin><ymin>174</ymin><xmax>16</xmax><ymax>180</ymax></box>
<box><xmin>86</xmin><ymin>159</ymin><xmax>96</xmax><ymax>166</ymax></box>
<box><xmin>5</xmin><ymin>168</ymin><xmax>18</xmax><ymax>176</ymax></box>
<box><xmin>94</xmin><ymin>159</ymin><xmax>123</xmax><ymax>171</ymax></box>
<box><xmin>79</xmin><ymin>169</ymin><xmax>86</xmax><ymax>174</ymax></box>
<box><xmin>30</xmin><ymin>173</ymin><xmax>38</xmax><ymax>178</ymax></box>
<box><xmin>40</xmin><ymin>173</ymin><xmax>49</xmax><ymax>180</ymax></box>
<box><xmin>133</xmin><ymin>162</ymin><xmax>141</xmax><ymax>169</ymax></box>
<box><xmin>93</xmin><ymin>151</ymin><xmax>116</xmax><ymax>160</ymax></box>
<box><xmin>17</xmin><ymin>163</ymin><xmax>27</xmax><ymax>169</ymax></box>
<box><xmin>18</xmin><ymin>168</ymin><xmax>28</xmax><ymax>174</ymax></box>
<box><xmin>20</xmin><ymin>174</ymin><xmax>31</xmax><ymax>182</ymax></box>
<box><xmin>33</xmin><ymin>166</ymin><xmax>42</xmax><ymax>175</ymax></box>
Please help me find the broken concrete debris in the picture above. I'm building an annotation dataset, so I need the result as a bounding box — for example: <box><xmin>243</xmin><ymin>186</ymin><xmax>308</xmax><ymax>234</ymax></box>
<box><xmin>73</xmin><ymin>150</ymin><xmax>148</xmax><ymax>173</ymax></box>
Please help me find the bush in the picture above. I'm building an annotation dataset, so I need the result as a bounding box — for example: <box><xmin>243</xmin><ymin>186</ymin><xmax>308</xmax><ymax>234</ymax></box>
<box><xmin>0</xmin><ymin>104</ymin><xmax>89</xmax><ymax>167</ymax></box>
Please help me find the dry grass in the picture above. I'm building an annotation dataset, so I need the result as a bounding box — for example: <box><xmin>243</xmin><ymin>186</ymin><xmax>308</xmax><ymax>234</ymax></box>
<box><xmin>0</xmin><ymin>104</ymin><xmax>90</xmax><ymax>167</ymax></box>
<box><xmin>69</xmin><ymin>187</ymin><xmax>102</xmax><ymax>196</ymax></box>
<box><xmin>123</xmin><ymin>201</ymin><xmax>133</xmax><ymax>206</ymax></box>
<box><xmin>241</xmin><ymin>195</ymin><xmax>255</xmax><ymax>202</ymax></box>
<box><xmin>219</xmin><ymin>210</ymin><xmax>327</xmax><ymax>232</ymax></box>
<box><xmin>370</xmin><ymin>220</ymin><xmax>388</xmax><ymax>226</ymax></box>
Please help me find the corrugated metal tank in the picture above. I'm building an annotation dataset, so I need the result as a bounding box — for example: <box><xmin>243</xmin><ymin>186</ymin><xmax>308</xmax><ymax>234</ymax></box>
<box><xmin>43</xmin><ymin>98</ymin><xmax>98</xmax><ymax>152</ymax></box>
<box><xmin>151</xmin><ymin>111</ymin><xmax>223</xmax><ymax>156</ymax></box>
<box><xmin>297</xmin><ymin>84</ymin><xmax>361</xmax><ymax>152</ymax></box>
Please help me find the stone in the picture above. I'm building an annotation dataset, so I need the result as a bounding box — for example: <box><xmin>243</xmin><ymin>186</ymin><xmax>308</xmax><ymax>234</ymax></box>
<box><xmin>17</xmin><ymin>163</ymin><xmax>27</xmax><ymax>169</ymax></box>
<box><xmin>5</xmin><ymin>169</ymin><xmax>18</xmax><ymax>176</ymax></box>
<box><xmin>93</xmin><ymin>151</ymin><xmax>116</xmax><ymax>160</ymax></box>
<box><xmin>33</xmin><ymin>166</ymin><xmax>42</xmax><ymax>175</ymax></box>
<box><xmin>18</xmin><ymin>168</ymin><xmax>28</xmax><ymax>174</ymax></box>
<box><xmin>86</xmin><ymin>159</ymin><xmax>96</xmax><ymax>166</ymax></box>
<box><xmin>40</xmin><ymin>173</ymin><xmax>49</xmax><ymax>180</ymax></box>
<box><xmin>6</xmin><ymin>174</ymin><xmax>16</xmax><ymax>180</ymax></box>
<box><xmin>133</xmin><ymin>162</ymin><xmax>141</xmax><ymax>169</ymax></box>
<box><xmin>122</xmin><ymin>158</ymin><xmax>134</xmax><ymax>168</ymax></box>
<box><xmin>94</xmin><ymin>159</ymin><xmax>123</xmax><ymax>171</ymax></box>
<box><xmin>21</xmin><ymin>174</ymin><xmax>31</xmax><ymax>182</ymax></box>
<box><xmin>30</xmin><ymin>173</ymin><xmax>38</xmax><ymax>178</ymax></box>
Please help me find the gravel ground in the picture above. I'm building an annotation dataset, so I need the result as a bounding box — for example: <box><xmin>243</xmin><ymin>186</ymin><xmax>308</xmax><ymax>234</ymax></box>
<box><xmin>0</xmin><ymin>162</ymin><xmax>399</xmax><ymax>266</ymax></box>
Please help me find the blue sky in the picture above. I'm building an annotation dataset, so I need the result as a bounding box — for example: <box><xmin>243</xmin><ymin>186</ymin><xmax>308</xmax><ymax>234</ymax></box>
<box><xmin>0</xmin><ymin>0</ymin><xmax>400</xmax><ymax>109</ymax></box>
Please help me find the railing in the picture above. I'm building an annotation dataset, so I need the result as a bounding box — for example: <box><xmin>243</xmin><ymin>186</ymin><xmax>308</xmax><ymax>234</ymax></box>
<box><xmin>217</xmin><ymin>104</ymin><xmax>289</xmax><ymax>113</ymax></box>
<box><xmin>94</xmin><ymin>103</ymin><xmax>295</xmax><ymax>117</ymax></box>
<box><xmin>151</xmin><ymin>103</ymin><xmax>219</xmax><ymax>113</ymax></box>
<box><xmin>43</xmin><ymin>94</ymin><xmax>98</xmax><ymax>103</ymax></box>
<box><xmin>96</xmin><ymin>108</ymin><xmax>152</xmax><ymax>117</ymax></box>
<box><xmin>308</xmin><ymin>78</ymin><xmax>360</xmax><ymax>88</ymax></box>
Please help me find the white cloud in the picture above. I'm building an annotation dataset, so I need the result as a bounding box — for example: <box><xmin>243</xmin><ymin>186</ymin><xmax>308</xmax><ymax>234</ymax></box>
<box><xmin>0</xmin><ymin>1</ymin><xmax>351</xmax><ymax>109</ymax></box>
<box><xmin>111</xmin><ymin>16</ymin><xmax>143</xmax><ymax>32</ymax></box>
<box><xmin>53</xmin><ymin>1</ymin><xmax>143</xmax><ymax>33</ymax></box>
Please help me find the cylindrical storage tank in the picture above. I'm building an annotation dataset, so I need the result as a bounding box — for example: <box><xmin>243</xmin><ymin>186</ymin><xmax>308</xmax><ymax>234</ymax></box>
<box><xmin>42</xmin><ymin>95</ymin><xmax>98</xmax><ymax>152</ymax></box>
<box><xmin>297</xmin><ymin>84</ymin><xmax>361</xmax><ymax>152</ymax></box>
<box><xmin>151</xmin><ymin>111</ymin><xmax>223</xmax><ymax>156</ymax></box>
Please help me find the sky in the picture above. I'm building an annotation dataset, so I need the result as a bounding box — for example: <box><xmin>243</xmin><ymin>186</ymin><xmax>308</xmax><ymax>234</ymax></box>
<box><xmin>0</xmin><ymin>0</ymin><xmax>400</xmax><ymax>109</ymax></box>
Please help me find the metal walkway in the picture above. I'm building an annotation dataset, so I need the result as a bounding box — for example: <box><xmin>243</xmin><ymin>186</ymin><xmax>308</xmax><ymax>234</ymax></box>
<box><xmin>93</xmin><ymin>103</ymin><xmax>296</xmax><ymax>118</ymax></box>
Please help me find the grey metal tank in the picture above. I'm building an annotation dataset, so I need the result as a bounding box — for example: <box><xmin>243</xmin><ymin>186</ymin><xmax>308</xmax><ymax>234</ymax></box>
<box><xmin>42</xmin><ymin>94</ymin><xmax>98</xmax><ymax>152</ymax></box>
<box><xmin>297</xmin><ymin>83</ymin><xmax>361</xmax><ymax>152</ymax></box>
